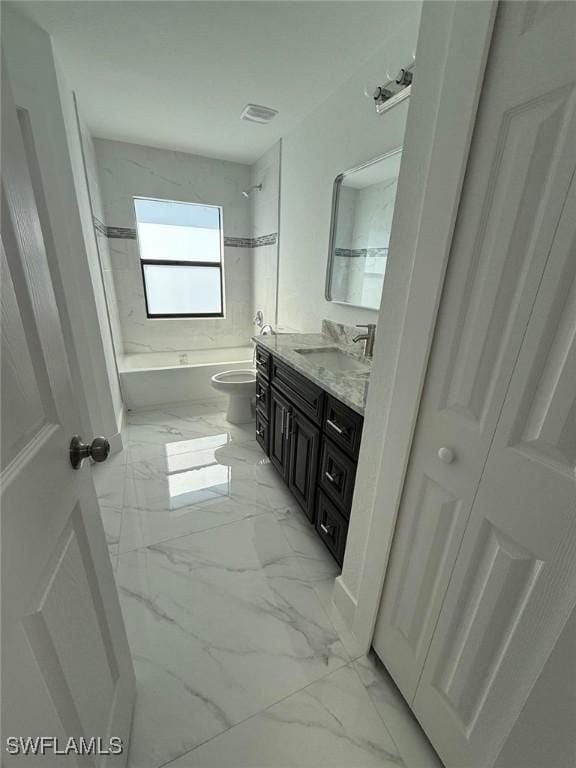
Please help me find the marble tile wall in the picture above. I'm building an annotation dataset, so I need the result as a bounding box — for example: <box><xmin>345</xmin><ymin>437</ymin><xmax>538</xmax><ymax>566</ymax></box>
<box><xmin>332</xmin><ymin>178</ymin><xmax>396</xmax><ymax>308</ymax></box>
<box><xmin>94</xmin><ymin>138</ymin><xmax>261</xmax><ymax>355</ymax></box>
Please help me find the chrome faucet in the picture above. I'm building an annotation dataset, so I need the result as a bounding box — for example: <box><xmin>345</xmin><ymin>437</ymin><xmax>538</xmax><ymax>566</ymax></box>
<box><xmin>352</xmin><ymin>324</ymin><xmax>376</xmax><ymax>358</ymax></box>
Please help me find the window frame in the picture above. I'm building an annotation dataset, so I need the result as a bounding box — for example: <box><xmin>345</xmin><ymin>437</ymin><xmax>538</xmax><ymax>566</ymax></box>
<box><xmin>133</xmin><ymin>196</ymin><xmax>226</xmax><ymax>319</ymax></box>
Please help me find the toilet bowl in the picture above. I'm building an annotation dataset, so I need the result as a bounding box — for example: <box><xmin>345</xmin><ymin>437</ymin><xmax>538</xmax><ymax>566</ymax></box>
<box><xmin>210</xmin><ymin>369</ymin><xmax>256</xmax><ymax>424</ymax></box>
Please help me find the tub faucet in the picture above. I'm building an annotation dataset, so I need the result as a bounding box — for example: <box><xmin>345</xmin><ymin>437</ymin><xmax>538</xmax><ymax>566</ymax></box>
<box><xmin>352</xmin><ymin>324</ymin><xmax>376</xmax><ymax>358</ymax></box>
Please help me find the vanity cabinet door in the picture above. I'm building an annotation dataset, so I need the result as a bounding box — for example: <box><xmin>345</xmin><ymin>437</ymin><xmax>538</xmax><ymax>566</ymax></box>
<box><xmin>255</xmin><ymin>410</ymin><xmax>269</xmax><ymax>456</ymax></box>
<box><xmin>288</xmin><ymin>409</ymin><xmax>320</xmax><ymax>522</ymax></box>
<box><xmin>270</xmin><ymin>387</ymin><xmax>291</xmax><ymax>481</ymax></box>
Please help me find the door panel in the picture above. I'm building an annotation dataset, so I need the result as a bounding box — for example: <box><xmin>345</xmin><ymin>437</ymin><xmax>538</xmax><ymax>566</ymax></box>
<box><xmin>373</xmin><ymin>0</ymin><xmax>576</xmax><ymax>701</ymax></box>
<box><xmin>413</xmin><ymin>173</ymin><xmax>576</xmax><ymax>767</ymax></box>
<box><xmin>288</xmin><ymin>409</ymin><xmax>319</xmax><ymax>522</ymax></box>
<box><xmin>270</xmin><ymin>387</ymin><xmax>290</xmax><ymax>481</ymax></box>
<box><xmin>1</xmin><ymin>62</ymin><xmax>134</xmax><ymax>764</ymax></box>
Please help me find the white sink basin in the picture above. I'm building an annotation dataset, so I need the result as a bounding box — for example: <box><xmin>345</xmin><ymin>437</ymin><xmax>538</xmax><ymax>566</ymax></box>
<box><xmin>294</xmin><ymin>347</ymin><xmax>370</xmax><ymax>374</ymax></box>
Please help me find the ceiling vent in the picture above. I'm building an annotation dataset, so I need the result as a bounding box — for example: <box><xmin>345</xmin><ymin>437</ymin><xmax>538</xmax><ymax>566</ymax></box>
<box><xmin>240</xmin><ymin>104</ymin><xmax>278</xmax><ymax>124</ymax></box>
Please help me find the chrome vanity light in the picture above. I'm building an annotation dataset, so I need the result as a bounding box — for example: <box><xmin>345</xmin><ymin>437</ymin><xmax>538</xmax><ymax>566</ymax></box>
<box><xmin>370</xmin><ymin>63</ymin><xmax>414</xmax><ymax>115</ymax></box>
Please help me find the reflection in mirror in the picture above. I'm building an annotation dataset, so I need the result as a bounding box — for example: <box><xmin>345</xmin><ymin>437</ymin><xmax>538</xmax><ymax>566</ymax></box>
<box><xmin>326</xmin><ymin>147</ymin><xmax>402</xmax><ymax>310</ymax></box>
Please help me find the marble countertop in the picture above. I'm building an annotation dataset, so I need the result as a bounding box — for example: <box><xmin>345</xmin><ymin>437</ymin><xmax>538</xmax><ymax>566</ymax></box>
<box><xmin>252</xmin><ymin>333</ymin><xmax>371</xmax><ymax>415</ymax></box>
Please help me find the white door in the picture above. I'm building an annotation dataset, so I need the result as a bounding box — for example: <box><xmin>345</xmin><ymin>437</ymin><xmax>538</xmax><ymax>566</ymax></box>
<box><xmin>413</xmin><ymin>170</ymin><xmax>576</xmax><ymax>768</ymax></box>
<box><xmin>1</xmin><ymin>63</ymin><xmax>135</xmax><ymax>764</ymax></box>
<box><xmin>373</xmin><ymin>0</ymin><xmax>576</xmax><ymax>700</ymax></box>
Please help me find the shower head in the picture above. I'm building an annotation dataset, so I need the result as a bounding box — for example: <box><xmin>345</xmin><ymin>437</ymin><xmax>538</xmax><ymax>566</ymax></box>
<box><xmin>242</xmin><ymin>183</ymin><xmax>263</xmax><ymax>198</ymax></box>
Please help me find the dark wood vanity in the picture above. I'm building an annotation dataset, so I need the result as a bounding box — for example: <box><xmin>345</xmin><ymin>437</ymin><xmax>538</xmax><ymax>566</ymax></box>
<box><xmin>254</xmin><ymin>342</ymin><xmax>364</xmax><ymax>566</ymax></box>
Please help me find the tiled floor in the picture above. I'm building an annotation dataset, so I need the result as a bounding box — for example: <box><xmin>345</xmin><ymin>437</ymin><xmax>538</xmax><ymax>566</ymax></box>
<box><xmin>92</xmin><ymin>400</ymin><xmax>442</xmax><ymax>768</ymax></box>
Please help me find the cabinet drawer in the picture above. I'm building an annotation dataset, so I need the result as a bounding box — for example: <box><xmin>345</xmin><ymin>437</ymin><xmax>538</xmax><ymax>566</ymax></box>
<box><xmin>255</xmin><ymin>410</ymin><xmax>269</xmax><ymax>456</ymax></box>
<box><xmin>255</xmin><ymin>344</ymin><xmax>271</xmax><ymax>379</ymax></box>
<box><xmin>319</xmin><ymin>437</ymin><xmax>356</xmax><ymax>519</ymax></box>
<box><xmin>255</xmin><ymin>374</ymin><xmax>269</xmax><ymax>418</ymax></box>
<box><xmin>316</xmin><ymin>490</ymin><xmax>348</xmax><ymax>566</ymax></box>
<box><xmin>324</xmin><ymin>395</ymin><xmax>364</xmax><ymax>460</ymax></box>
<box><xmin>271</xmin><ymin>358</ymin><xmax>324</xmax><ymax>425</ymax></box>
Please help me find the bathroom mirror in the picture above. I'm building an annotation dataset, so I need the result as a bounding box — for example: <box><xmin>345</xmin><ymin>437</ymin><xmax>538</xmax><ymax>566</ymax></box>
<box><xmin>325</xmin><ymin>147</ymin><xmax>402</xmax><ymax>310</ymax></box>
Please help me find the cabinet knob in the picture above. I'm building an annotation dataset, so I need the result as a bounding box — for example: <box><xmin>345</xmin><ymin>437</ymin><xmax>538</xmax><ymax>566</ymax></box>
<box><xmin>438</xmin><ymin>446</ymin><xmax>455</xmax><ymax>464</ymax></box>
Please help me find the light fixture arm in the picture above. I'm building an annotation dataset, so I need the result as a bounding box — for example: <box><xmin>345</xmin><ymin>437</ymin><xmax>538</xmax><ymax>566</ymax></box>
<box><xmin>371</xmin><ymin>62</ymin><xmax>415</xmax><ymax>114</ymax></box>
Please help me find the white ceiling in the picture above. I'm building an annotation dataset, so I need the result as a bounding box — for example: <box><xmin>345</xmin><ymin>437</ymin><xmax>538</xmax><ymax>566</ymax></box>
<box><xmin>16</xmin><ymin>1</ymin><xmax>413</xmax><ymax>164</ymax></box>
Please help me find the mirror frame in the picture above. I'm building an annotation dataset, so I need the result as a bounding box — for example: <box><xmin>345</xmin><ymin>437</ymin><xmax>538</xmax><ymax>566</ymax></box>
<box><xmin>325</xmin><ymin>146</ymin><xmax>403</xmax><ymax>309</ymax></box>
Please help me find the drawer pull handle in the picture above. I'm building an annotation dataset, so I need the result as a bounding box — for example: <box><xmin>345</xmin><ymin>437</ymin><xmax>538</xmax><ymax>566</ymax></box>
<box><xmin>256</xmin><ymin>393</ymin><xmax>263</xmax><ymax>400</ymax></box>
<box><xmin>327</xmin><ymin>419</ymin><xmax>347</xmax><ymax>435</ymax></box>
<box><xmin>325</xmin><ymin>471</ymin><xmax>339</xmax><ymax>484</ymax></box>
<box><xmin>256</xmin><ymin>428</ymin><xmax>264</xmax><ymax>437</ymax></box>
<box><xmin>320</xmin><ymin>523</ymin><xmax>334</xmax><ymax>535</ymax></box>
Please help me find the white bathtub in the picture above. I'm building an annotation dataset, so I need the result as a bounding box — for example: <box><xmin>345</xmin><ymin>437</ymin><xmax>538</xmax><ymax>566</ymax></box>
<box><xmin>118</xmin><ymin>346</ymin><xmax>254</xmax><ymax>409</ymax></box>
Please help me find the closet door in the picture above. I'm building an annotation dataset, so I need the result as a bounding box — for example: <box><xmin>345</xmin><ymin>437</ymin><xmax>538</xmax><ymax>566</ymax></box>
<box><xmin>373</xmin><ymin>0</ymin><xmax>576</xmax><ymax>701</ymax></box>
<box><xmin>412</xmin><ymin>172</ymin><xmax>576</xmax><ymax>768</ymax></box>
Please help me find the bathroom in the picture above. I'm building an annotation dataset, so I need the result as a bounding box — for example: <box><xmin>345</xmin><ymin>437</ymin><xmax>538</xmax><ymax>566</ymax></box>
<box><xmin>4</xmin><ymin>3</ymin><xmax>576</xmax><ymax>768</ymax></box>
<box><xmin>86</xmin><ymin>75</ymin><xmax>407</xmax><ymax>416</ymax></box>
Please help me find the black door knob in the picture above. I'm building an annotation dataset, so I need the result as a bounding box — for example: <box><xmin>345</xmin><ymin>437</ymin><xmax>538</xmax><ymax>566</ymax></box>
<box><xmin>69</xmin><ymin>435</ymin><xmax>111</xmax><ymax>470</ymax></box>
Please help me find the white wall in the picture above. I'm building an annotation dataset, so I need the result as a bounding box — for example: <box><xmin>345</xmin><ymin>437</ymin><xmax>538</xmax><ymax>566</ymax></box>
<box><xmin>250</xmin><ymin>141</ymin><xmax>281</xmax><ymax>327</ymax></box>
<box><xmin>3</xmin><ymin>7</ymin><xmax>123</xmax><ymax>445</ymax></box>
<box><xmin>93</xmin><ymin>139</ymin><xmax>253</xmax><ymax>355</ymax></box>
<box><xmin>277</xmin><ymin>6</ymin><xmax>421</xmax><ymax>332</ymax></box>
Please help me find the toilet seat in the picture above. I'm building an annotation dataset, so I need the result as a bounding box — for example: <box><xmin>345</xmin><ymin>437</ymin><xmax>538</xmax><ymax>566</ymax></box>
<box><xmin>212</xmin><ymin>370</ymin><xmax>256</xmax><ymax>385</ymax></box>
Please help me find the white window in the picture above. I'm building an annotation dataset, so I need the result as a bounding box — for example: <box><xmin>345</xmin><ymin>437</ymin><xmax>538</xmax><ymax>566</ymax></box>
<box><xmin>134</xmin><ymin>197</ymin><xmax>224</xmax><ymax>318</ymax></box>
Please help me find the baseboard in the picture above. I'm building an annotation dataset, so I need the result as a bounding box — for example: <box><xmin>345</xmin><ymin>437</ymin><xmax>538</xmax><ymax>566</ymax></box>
<box><xmin>333</xmin><ymin>574</ymin><xmax>358</xmax><ymax>626</ymax></box>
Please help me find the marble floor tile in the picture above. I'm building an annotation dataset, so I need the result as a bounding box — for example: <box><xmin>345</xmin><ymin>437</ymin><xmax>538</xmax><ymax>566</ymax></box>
<box><xmin>119</xmin><ymin>515</ymin><xmax>349</xmax><ymax>768</ymax></box>
<box><xmin>90</xmin><ymin>402</ymin><xmax>438</xmax><ymax>768</ymax></box>
<box><xmin>93</xmin><ymin>462</ymin><xmax>126</xmax><ymax>508</ymax></box>
<box><xmin>274</xmin><ymin>505</ymin><xmax>340</xmax><ymax>582</ymax></box>
<box><xmin>270</xmin><ymin>506</ymin><xmax>369</xmax><ymax>657</ymax></box>
<box><xmin>254</xmin><ymin>460</ymin><xmax>300</xmax><ymax>510</ymax></box>
<box><xmin>168</xmin><ymin>664</ymin><xmax>404</xmax><ymax>768</ymax></box>
<box><xmin>118</xmin><ymin>438</ymin><xmax>282</xmax><ymax>553</ymax></box>
<box><xmin>125</xmin><ymin>402</ymin><xmax>255</xmax><ymax>463</ymax></box>
<box><xmin>354</xmin><ymin>653</ymin><xmax>443</xmax><ymax>768</ymax></box>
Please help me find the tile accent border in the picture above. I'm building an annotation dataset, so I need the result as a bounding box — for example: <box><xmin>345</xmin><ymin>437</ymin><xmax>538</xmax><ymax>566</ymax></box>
<box><xmin>93</xmin><ymin>217</ymin><xmax>277</xmax><ymax>248</ymax></box>
<box><xmin>334</xmin><ymin>247</ymin><xmax>388</xmax><ymax>258</ymax></box>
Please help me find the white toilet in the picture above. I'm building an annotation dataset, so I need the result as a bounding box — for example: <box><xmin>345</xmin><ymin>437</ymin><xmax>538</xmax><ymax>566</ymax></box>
<box><xmin>210</xmin><ymin>369</ymin><xmax>256</xmax><ymax>424</ymax></box>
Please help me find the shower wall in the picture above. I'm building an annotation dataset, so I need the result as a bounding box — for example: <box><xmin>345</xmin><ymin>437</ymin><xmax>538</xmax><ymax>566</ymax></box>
<box><xmin>93</xmin><ymin>138</ymin><xmax>254</xmax><ymax>355</ymax></box>
<box><xmin>249</xmin><ymin>142</ymin><xmax>281</xmax><ymax>327</ymax></box>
